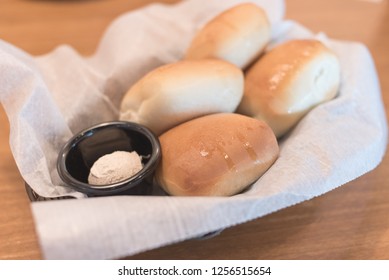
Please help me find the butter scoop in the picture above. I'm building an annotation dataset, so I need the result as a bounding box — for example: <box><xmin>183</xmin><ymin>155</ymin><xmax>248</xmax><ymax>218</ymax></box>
<box><xmin>88</xmin><ymin>151</ymin><xmax>143</xmax><ymax>186</ymax></box>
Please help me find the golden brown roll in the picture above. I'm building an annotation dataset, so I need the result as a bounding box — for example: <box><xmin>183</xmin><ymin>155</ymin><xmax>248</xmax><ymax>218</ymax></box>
<box><xmin>119</xmin><ymin>59</ymin><xmax>244</xmax><ymax>135</ymax></box>
<box><xmin>237</xmin><ymin>39</ymin><xmax>341</xmax><ymax>138</ymax></box>
<box><xmin>185</xmin><ymin>3</ymin><xmax>271</xmax><ymax>69</ymax></box>
<box><xmin>156</xmin><ymin>113</ymin><xmax>279</xmax><ymax>196</ymax></box>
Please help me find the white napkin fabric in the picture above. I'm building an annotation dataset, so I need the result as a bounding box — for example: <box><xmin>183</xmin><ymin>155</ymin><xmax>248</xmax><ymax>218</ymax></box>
<box><xmin>0</xmin><ymin>0</ymin><xmax>387</xmax><ymax>259</ymax></box>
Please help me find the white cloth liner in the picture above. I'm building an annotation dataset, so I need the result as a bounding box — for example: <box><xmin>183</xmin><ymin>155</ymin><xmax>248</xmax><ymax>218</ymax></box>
<box><xmin>0</xmin><ymin>0</ymin><xmax>386</xmax><ymax>259</ymax></box>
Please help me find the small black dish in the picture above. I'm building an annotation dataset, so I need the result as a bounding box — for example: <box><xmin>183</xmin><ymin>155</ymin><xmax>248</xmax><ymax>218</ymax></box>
<box><xmin>57</xmin><ymin>121</ymin><xmax>161</xmax><ymax>197</ymax></box>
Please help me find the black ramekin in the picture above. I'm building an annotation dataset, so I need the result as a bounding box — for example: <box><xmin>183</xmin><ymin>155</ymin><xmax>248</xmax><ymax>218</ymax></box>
<box><xmin>57</xmin><ymin>121</ymin><xmax>161</xmax><ymax>196</ymax></box>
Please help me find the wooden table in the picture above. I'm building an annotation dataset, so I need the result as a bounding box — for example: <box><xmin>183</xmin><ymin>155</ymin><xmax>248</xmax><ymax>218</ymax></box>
<box><xmin>1</xmin><ymin>0</ymin><xmax>388</xmax><ymax>260</ymax></box>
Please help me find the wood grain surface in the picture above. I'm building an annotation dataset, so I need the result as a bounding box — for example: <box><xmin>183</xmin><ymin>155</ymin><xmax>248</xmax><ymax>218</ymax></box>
<box><xmin>0</xmin><ymin>0</ymin><xmax>388</xmax><ymax>260</ymax></box>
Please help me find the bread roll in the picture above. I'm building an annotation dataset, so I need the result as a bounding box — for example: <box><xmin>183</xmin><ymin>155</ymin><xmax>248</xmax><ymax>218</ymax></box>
<box><xmin>156</xmin><ymin>113</ymin><xmax>279</xmax><ymax>196</ymax></box>
<box><xmin>120</xmin><ymin>59</ymin><xmax>244</xmax><ymax>135</ymax></box>
<box><xmin>185</xmin><ymin>3</ymin><xmax>270</xmax><ymax>69</ymax></box>
<box><xmin>238</xmin><ymin>39</ymin><xmax>341</xmax><ymax>138</ymax></box>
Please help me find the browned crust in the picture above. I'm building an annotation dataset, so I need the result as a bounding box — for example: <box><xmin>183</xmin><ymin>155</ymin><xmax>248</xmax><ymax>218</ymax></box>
<box><xmin>185</xmin><ymin>3</ymin><xmax>270</xmax><ymax>65</ymax></box>
<box><xmin>238</xmin><ymin>39</ymin><xmax>339</xmax><ymax>136</ymax></box>
<box><xmin>156</xmin><ymin>113</ymin><xmax>279</xmax><ymax>196</ymax></box>
<box><xmin>245</xmin><ymin>40</ymin><xmax>331</xmax><ymax>100</ymax></box>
